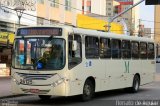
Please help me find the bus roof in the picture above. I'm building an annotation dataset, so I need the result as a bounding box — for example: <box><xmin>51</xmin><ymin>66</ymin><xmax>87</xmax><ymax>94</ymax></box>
<box><xmin>16</xmin><ymin>25</ymin><xmax>154</xmax><ymax>43</ymax></box>
<box><xmin>73</xmin><ymin>27</ymin><xmax>154</xmax><ymax>43</ymax></box>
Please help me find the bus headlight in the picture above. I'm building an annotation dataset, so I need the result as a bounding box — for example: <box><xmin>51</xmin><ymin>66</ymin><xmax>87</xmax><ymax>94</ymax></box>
<box><xmin>51</xmin><ymin>78</ymin><xmax>65</xmax><ymax>87</ymax></box>
<box><xmin>11</xmin><ymin>76</ymin><xmax>20</xmax><ymax>85</ymax></box>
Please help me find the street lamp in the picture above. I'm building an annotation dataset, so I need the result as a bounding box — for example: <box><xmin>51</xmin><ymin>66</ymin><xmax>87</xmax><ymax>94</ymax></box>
<box><xmin>14</xmin><ymin>6</ymin><xmax>25</xmax><ymax>27</ymax></box>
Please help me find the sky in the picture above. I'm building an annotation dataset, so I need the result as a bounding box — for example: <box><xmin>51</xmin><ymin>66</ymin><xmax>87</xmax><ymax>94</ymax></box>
<box><xmin>139</xmin><ymin>1</ymin><xmax>154</xmax><ymax>30</ymax></box>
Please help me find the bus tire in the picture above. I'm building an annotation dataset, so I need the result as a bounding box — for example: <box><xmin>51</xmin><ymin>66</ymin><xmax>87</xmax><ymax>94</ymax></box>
<box><xmin>38</xmin><ymin>95</ymin><xmax>51</xmax><ymax>100</ymax></box>
<box><xmin>130</xmin><ymin>75</ymin><xmax>140</xmax><ymax>93</ymax></box>
<box><xmin>81</xmin><ymin>80</ymin><xmax>95</xmax><ymax>101</ymax></box>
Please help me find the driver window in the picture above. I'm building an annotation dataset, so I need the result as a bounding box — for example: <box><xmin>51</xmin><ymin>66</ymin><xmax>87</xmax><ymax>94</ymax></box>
<box><xmin>68</xmin><ymin>34</ymin><xmax>82</xmax><ymax>69</ymax></box>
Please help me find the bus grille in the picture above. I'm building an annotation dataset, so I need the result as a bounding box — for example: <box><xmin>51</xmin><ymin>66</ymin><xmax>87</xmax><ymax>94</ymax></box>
<box><xmin>21</xmin><ymin>88</ymin><xmax>50</xmax><ymax>94</ymax></box>
<box><xmin>17</xmin><ymin>73</ymin><xmax>56</xmax><ymax>80</ymax></box>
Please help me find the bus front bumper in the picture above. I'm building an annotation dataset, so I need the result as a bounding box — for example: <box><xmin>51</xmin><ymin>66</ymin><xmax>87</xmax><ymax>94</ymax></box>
<box><xmin>11</xmin><ymin>77</ymin><xmax>67</xmax><ymax>96</ymax></box>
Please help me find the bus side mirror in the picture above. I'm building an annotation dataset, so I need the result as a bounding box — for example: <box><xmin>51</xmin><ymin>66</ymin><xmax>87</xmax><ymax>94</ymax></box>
<box><xmin>72</xmin><ymin>40</ymin><xmax>77</xmax><ymax>51</ymax></box>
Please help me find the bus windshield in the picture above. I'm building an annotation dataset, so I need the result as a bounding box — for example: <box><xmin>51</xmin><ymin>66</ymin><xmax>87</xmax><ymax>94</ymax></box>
<box><xmin>12</xmin><ymin>37</ymin><xmax>65</xmax><ymax>70</ymax></box>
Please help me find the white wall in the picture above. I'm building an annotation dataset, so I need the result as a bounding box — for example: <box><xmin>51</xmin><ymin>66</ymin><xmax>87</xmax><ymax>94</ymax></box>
<box><xmin>91</xmin><ymin>0</ymin><xmax>106</xmax><ymax>15</ymax></box>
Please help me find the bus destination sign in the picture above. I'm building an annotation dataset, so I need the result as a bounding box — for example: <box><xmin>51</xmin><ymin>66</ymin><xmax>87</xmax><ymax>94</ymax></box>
<box><xmin>17</xmin><ymin>27</ymin><xmax>62</xmax><ymax>36</ymax></box>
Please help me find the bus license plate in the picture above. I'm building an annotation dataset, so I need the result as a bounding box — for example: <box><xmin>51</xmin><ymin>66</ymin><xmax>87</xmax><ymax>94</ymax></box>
<box><xmin>30</xmin><ymin>89</ymin><xmax>39</xmax><ymax>93</ymax></box>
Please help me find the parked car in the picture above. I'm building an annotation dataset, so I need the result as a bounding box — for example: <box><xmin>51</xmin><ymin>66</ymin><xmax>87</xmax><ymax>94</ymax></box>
<box><xmin>156</xmin><ymin>56</ymin><xmax>160</xmax><ymax>63</ymax></box>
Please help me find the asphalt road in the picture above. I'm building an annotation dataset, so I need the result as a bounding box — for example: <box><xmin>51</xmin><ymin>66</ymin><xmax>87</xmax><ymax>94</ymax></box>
<box><xmin>1</xmin><ymin>81</ymin><xmax>160</xmax><ymax>106</ymax></box>
<box><xmin>0</xmin><ymin>64</ymin><xmax>160</xmax><ymax>106</ymax></box>
<box><xmin>156</xmin><ymin>63</ymin><xmax>160</xmax><ymax>73</ymax></box>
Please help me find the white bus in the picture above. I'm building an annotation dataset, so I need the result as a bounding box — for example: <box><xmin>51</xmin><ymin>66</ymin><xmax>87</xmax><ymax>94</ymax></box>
<box><xmin>11</xmin><ymin>26</ymin><xmax>155</xmax><ymax>101</ymax></box>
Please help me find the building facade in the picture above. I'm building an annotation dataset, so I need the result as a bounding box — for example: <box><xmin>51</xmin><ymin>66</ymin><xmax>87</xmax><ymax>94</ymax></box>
<box><xmin>154</xmin><ymin>5</ymin><xmax>160</xmax><ymax>55</ymax></box>
<box><xmin>36</xmin><ymin>0</ymin><xmax>109</xmax><ymax>26</ymax></box>
<box><xmin>36</xmin><ymin>0</ymin><xmax>81</xmax><ymax>26</ymax></box>
<box><xmin>115</xmin><ymin>0</ymin><xmax>139</xmax><ymax>36</ymax></box>
<box><xmin>106</xmin><ymin>0</ymin><xmax>120</xmax><ymax>18</ymax></box>
<box><xmin>154</xmin><ymin>5</ymin><xmax>160</xmax><ymax>44</ymax></box>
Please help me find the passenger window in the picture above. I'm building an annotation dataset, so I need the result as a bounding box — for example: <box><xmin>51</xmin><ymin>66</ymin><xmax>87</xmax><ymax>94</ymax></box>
<box><xmin>68</xmin><ymin>34</ymin><xmax>82</xmax><ymax>69</ymax></box>
<box><xmin>140</xmin><ymin>42</ymin><xmax>147</xmax><ymax>59</ymax></box>
<box><xmin>122</xmin><ymin>40</ymin><xmax>131</xmax><ymax>59</ymax></box>
<box><xmin>85</xmin><ymin>36</ymin><xmax>99</xmax><ymax>58</ymax></box>
<box><xmin>100</xmin><ymin>38</ymin><xmax>111</xmax><ymax>58</ymax></box>
<box><xmin>148</xmin><ymin>43</ymin><xmax>154</xmax><ymax>59</ymax></box>
<box><xmin>131</xmin><ymin>42</ymin><xmax>139</xmax><ymax>59</ymax></box>
<box><xmin>111</xmin><ymin>39</ymin><xmax>121</xmax><ymax>59</ymax></box>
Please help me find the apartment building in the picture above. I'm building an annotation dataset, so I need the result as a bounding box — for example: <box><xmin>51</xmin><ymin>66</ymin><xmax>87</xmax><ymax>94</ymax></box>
<box><xmin>106</xmin><ymin>0</ymin><xmax>119</xmax><ymax>18</ymax></box>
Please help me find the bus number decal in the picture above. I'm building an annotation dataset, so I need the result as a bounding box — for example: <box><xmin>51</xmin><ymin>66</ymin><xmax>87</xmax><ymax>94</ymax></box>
<box><xmin>85</xmin><ymin>61</ymin><xmax>92</xmax><ymax>67</ymax></box>
<box><xmin>20</xmin><ymin>79</ymin><xmax>32</xmax><ymax>85</ymax></box>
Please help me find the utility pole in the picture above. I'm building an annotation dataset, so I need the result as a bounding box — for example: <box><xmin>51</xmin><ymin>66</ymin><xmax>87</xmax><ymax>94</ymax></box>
<box><xmin>105</xmin><ymin>0</ymin><xmax>145</xmax><ymax>32</ymax></box>
<box><xmin>138</xmin><ymin>19</ymin><xmax>142</xmax><ymax>37</ymax></box>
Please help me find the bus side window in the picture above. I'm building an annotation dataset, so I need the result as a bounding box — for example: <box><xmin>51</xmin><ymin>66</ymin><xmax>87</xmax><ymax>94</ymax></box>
<box><xmin>100</xmin><ymin>38</ymin><xmax>111</xmax><ymax>58</ymax></box>
<box><xmin>85</xmin><ymin>36</ymin><xmax>99</xmax><ymax>58</ymax></box>
<box><xmin>148</xmin><ymin>43</ymin><xmax>154</xmax><ymax>59</ymax></box>
<box><xmin>68</xmin><ymin>34</ymin><xmax>82</xmax><ymax>69</ymax></box>
<box><xmin>122</xmin><ymin>40</ymin><xmax>131</xmax><ymax>59</ymax></box>
<box><xmin>131</xmin><ymin>42</ymin><xmax>139</xmax><ymax>59</ymax></box>
<box><xmin>111</xmin><ymin>39</ymin><xmax>121</xmax><ymax>59</ymax></box>
<box><xmin>140</xmin><ymin>42</ymin><xmax>147</xmax><ymax>59</ymax></box>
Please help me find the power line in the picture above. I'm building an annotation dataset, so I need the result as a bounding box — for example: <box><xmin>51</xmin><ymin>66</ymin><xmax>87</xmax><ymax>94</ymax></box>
<box><xmin>140</xmin><ymin>19</ymin><xmax>160</xmax><ymax>23</ymax></box>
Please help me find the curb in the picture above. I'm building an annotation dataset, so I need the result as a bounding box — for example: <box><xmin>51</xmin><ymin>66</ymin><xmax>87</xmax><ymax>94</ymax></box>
<box><xmin>0</xmin><ymin>94</ymin><xmax>26</xmax><ymax>99</ymax></box>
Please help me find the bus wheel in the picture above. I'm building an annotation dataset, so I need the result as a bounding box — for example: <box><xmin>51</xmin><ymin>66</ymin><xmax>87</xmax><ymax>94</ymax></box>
<box><xmin>38</xmin><ymin>95</ymin><xmax>51</xmax><ymax>100</ymax></box>
<box><xmin>130</xmin><ymin>75</ymin><xmax>140</xmax><ymax>93</ymax></box>
<box><xmin>81</xmin><ymin>80</ymin><xmax>95</xmax><ymax>101</ymax></box>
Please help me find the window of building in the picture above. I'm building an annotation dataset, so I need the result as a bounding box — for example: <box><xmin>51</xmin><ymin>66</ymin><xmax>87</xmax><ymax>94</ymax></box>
<box><xmin>148</xmin><ymin>43</ymin><xmax>154</xmax><ymax>59</ymax></box>
<box><xmin>108</xmin><ymin>8</ymin><xmax>111</xmax><ymax>11</ymax></box>
<box><xmin>86</xmin><ymin>6</ymin><xmax>91</xmax><ymax>13</ymax></box>
<box><xmin>108</xmin><ymin>3</ymin><xmax>112</xmax><ymax>5</ymax></box>
<box><xmin>111</xmin><ymin>39</ymin><xmax>121</xmax><ymax>59</ymax></box>
<box><xmin>131</xmin><ymin>42</ymin><xmax>139</xmax><ymax>59</ymax></box>
<box><xmin>37</xmin><ymin>0</ymin><xmax>44</xmax><ymax>4</ymax></box>
<box><xmin>65</xmin><ymin>0</ymin><xmax>71</xmax><ymax>11</ymax></box>
<box><xmin>50</xmin><ymin>0</ymin><xmax>59</xmax><ymax>8</ymax></box>
<box><xmin>121</xmin><ymin>40</ymin><xmax>131</xmax><ymax>59</ymax></box>
<box><xmin>125</xmin><ymin>18</ymin><xmax>128</xmax><ymax>20</ymax></box>
<box><xmin>68</xmin><ymin>34</ymin><xmax>82</xmax><ymax>69</ymax></box>
<box><xmin>125</xmin><ymin>7</ymin><xmax>128</xmax><ymax>10</ymax></box>
<box><xmin>85</xmin><ymin>36</ymin><xmax>99</xmax><ymax>59</ymax></box>
<box><xmin>108</xmin><ymin>13</ymin><xmax>111</xmax><ymax>16</ymax></box>
<box><xmin>140</xmin><ymin>42</ymin><xmax>147</xmax><ymax>59</ymax></box>
<box><xmin>100</xmin><ymin>38</ymin><xmax>111</xmax><ymax>58</ymax></box>
<box><xmin>86</xmin><ymin>0</ymin><xmax>91</xmax><ymax>13</ymax></box>
<box><xmin>50</xmin><ymin>20</ymin><xmax>59</xmax><ymax>25</ymax></box>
